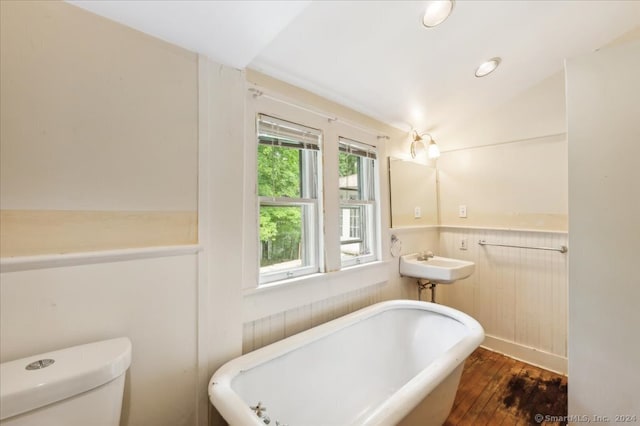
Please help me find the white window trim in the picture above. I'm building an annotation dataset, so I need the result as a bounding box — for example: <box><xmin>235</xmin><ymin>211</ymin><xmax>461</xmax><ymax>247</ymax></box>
<box><xmin>338</xmin><ymin>138</ymin><xmax>380</xmax><ymax>268</ymax></box>
<box><xmin>339</xmin><ymin>201</ymin><xmax>378</xmax><ymax>267</ymax></box>
<box><xmin>243</xmin><ymin>88</ymin><xmax>384</xmax><ymax>291</ymax></box>
<box><xmin>258</xmin><ymin>198</ymin><xmax>319</xmax><ymax>283</ymax></box>
<box><xmin>333</xmin><ymin>126</ymin><xmax>384</xmax><ymax>269</ymax></box>
<box><xmin>255</xmin><ymin>112</ymin><xmax>323</xmax><ymax>285</ymax></box>
<box><xmin>243</xmin><ymin>259</ymin><xmax>392</xmax><ymax>323</ymax></box>
<box><xmin>256</xmin><ymin>114</ymin><xmax>323</xmax><ymax>285</ymax></box>
<box><xmin>243</xmin><ymin>93</ymin><xmax>328</xmax><ymax>290</ymax></box>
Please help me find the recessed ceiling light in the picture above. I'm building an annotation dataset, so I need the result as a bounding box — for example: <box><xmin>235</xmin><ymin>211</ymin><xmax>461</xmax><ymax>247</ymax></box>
<box><xmin>475</xmin><ymin>57</ymin><xmax>502</xmax><ymax>78</ymax></box>
<box><xmin>422</xmin><ymin>0</ymin><xmax>455</xmax><ymax>28</ymax></box>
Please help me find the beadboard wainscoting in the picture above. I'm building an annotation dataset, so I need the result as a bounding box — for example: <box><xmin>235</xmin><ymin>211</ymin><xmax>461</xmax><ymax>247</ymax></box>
<box><xmin>242</xmin><ymin>283</ymin><xmax>388</xmax><ymax>353</ymax></box>
<box><xmin>438</xmin><ymin>227</ymin><xmax>568</xmax><ymax>374</ymax></box>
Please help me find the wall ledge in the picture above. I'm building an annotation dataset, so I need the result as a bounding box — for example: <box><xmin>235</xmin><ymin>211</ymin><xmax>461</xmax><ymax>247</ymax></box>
<box><xmin>389</xmin><ymin>225</ymin><xmax>439</xmax><ymax>233</ymax></box>
<box><xmin>439</xmin><ymin>225</ymin><xmax>568</xmax><ymax>234</ymax></box>
<box><xmin>0</xmin><ymin>245</ymin><xmax>202</xmax><ymax>273</ymax></box>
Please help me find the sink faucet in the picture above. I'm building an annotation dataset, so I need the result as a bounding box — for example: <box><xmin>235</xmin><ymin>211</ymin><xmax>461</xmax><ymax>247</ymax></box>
<box><xmin>417</xmin><ymin>251</ymin><xmax>434</xmax><ymax>261</ymax></box>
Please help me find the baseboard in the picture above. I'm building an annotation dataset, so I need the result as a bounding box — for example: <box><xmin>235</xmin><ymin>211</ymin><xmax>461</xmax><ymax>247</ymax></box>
<box><xmin>481</xmin><ymin>334</ymin><xmax>567</xmax><ymax>375</ymax></box>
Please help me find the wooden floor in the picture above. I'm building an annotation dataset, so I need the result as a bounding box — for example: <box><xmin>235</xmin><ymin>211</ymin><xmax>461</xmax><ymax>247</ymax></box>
<box><xmin>444</xmin><ymin>347</ymin><xmax>568</xmax><ymax>426</ymax></box>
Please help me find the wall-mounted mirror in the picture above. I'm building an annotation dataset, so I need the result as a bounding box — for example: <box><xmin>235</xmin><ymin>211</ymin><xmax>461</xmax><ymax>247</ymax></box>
<box><xmin>388</xmin><ymin>157</ymin><xmax>438</xmax><ymax>228</ymax></box>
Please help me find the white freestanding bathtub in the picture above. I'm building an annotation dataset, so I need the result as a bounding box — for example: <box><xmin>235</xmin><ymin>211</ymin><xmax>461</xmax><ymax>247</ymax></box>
<box><xmin>209</xmin><ymin>300</ymin><xmax>484</xmax><ymax>426</ymax></box>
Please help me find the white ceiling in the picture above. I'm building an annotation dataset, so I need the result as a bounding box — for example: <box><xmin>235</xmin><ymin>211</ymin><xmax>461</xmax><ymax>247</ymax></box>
<box><xmin>69</xmin><ymin>1</ymin><xmax>639</xmax><ymax>140</ymax></box>
<box><xmin>69</xmin><ymin>0</ymin><xmax>312</xmax><ymax>69</ymax></box>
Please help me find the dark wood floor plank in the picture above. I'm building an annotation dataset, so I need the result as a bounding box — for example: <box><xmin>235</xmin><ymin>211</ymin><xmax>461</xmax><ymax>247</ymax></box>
<box><xmin>502</xmin><ymin>364</ymin><xmax>544</xmax><ymax>419</ymax></box>
<box><xmin>444</xmin><ymin>348</ymin><xmax>567</xmax><ymax>426</ymax></box>
<box><xmin>470</xmin><ymin>359</ymin><xmax>527</xmax><ymax>426</ymax></box>
<box><xmin>522</xmin><ymin>365</ymin><xmax>568</xmax><ymax>425</ymax></box>
<box><xmin>501</xmin><ymin>412</ymin><xmax>521</xmax><ymax>425</ymax></box>
<box><xmin>459</xmin><ymin>355</ymin><xmax>515</xmax><ymax>424</ymax></box>
<box><xmin>449</xmin><ymin>348</ymin><xmax>501</xmax><ymax>412</ymax></box>
<box><xmin>447</xmin><ymin>351</ymin><xmax>508</xmax><ymax>424</ymax></box>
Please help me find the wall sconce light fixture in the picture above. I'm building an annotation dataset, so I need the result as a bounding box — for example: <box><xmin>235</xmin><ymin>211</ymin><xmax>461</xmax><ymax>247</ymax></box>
<box><xmin>410</xmin><ymin>130</ymin><xmax>441</xmax><ymax>159</ymax></box>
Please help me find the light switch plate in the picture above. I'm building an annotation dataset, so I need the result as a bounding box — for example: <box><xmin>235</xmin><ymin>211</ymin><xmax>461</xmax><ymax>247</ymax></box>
<box><xmin>460</xmin><ymin>238</ymin><xmax>468</xmax><ymax>250</ymax></box>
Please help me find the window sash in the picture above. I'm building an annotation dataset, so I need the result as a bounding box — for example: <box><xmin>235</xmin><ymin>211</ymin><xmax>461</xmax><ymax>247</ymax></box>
<box><xmin>259</xmin><ymin>200</ymin><xmax>319</xmax><ymax>284</ymax></box>
<box><xmin>339</xmin><ymin>201</ymin><xmax>377</xmax><ymax>267</ymax></box>
<box><xmin>338</xmin><ymin>136</ymin><xmax>378</xmax><ymax>268</ymax></box>
<box><xmin>338</xmin><ymin>137</ymin><xmax>377</xmax><ymax>159</ymax></box>
<box><xmin>339</xmin><ymin>150</ymin><xmax>376</xmax><ymax>202</ymax></box>
<box><xmin>255</xmin><ymin>108</ymin><xmax>382</xmax><ymax>282</ymax></box>
<box><xmin>257</xmin><ymin>115</ymin><xmax>322</xmax><ymax>285</ymax></box>
<box><xmin>258</xmin><ymin>114</ymin><xmax>321</xmax><ymax>151</ymax></box>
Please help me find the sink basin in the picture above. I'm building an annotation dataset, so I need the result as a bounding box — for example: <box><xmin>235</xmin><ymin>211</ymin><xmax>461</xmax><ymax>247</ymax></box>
<box><xmin>400</xmin><ymin>253</ymin><xmax>475</xmax><ymax>284</ymax></box>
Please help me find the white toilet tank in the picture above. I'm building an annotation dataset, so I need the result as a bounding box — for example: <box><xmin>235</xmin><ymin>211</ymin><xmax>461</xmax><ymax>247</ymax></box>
<box><xmin>0</xmin><ymin>338</ymin><xmax>131</xmax><ymax>426</ymax></box>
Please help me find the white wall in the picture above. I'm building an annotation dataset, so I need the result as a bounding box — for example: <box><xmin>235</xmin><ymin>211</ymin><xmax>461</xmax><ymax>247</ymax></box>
<box><xmin>434</xmin><ymin>70</ymin><xmax>569</xmax><ymax>372</ymax></box>
<box><xmin>389</xmin><ymin>159</ymin><xmax>438</xmax><ymax>228</ymax></box>
<box><xmin>438</xmin><ymin>228</ymin><xmax>568</xmax><ymax>373</ymax></box>
<box><xmin>0</xmin><ymin>1</ymin><xmax>198</xmax><ymax>212</ymax></box>
<box><xmin>0</xmin><ymin>1</ymin><xmax>198</xmax><ymax>256</ymax></box>
<box><xmin>438</xmin><ymin>135</ymin><xmax>568</xmax><ymax>230</ymax></box>
<box><xmin>437</xmin><ymin>72</ymin><xmax>568</xmax><ymax>231</ymax></box>
<box><xmin>198</xmin><ymin>57</ymin><xmax>245</xmax><ymax>426</ymax></box>
<box><xmin>439</xmin><ymin>71</ymin><xmax>567</xmax><ymax>152</ymax></box>
<box><xmin>0</xmin><ymin>3</ymin><xmax>245</xmax><ymax>426</ymax></box>
<box><xmin>0</xmin><ymin>254</ymin><xmax>199</xmax><ymax>426</ymax></box>
<box><xmin>566</xmin><ymin>40</ymin><xmax>640</xmax><ymax>419</ymax></box>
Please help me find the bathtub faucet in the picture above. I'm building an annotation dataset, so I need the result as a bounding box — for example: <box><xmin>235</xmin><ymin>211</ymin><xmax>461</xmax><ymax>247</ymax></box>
<box><xmin>251</xmin><ymin>402</ymin><xmax>267</xmax><ymax>418</ymax></box>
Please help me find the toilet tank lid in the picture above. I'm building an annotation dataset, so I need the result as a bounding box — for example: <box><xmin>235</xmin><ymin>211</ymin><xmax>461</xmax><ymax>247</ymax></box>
<box><xmin>0</xmin><ymin>337</ymin><xmax>132</xmax><ymax>420</ymax></box>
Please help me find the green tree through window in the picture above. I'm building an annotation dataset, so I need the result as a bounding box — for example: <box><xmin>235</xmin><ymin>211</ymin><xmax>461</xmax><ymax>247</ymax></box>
<box><xmin>258</xmin><ymin>145</ymin><xmax>303</xmax><ymax>266</ymax></box>
<box><xmin>257</xmin><ymin>114</ymin><xmax>321</xmax><ymax>283</ymax></box>
<box><xmin>339</xmin><ymin>152</ymin><xmax>358</xmax><ymax>178</ymax></box>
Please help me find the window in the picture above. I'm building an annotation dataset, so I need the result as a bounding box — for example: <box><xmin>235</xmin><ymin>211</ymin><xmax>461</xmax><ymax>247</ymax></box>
<box><xmin>338</xmin><ymin>137</ymin><xmax>378</xmax><ymax>266</ymax></box>
<box><xmin>257</xmin><ymin>114</ymin><xmax>322</xmax><ymax>283</ymax></box>
<box><xmin>251</xmin><ymin>98</ymin><xmax>382</xmax><ymax>287</ymax></box>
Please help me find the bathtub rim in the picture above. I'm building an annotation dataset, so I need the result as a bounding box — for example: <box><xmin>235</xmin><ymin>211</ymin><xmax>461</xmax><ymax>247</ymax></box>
<box><xmin>209</xmin><ymin>299</ymin><xmax>484</xmax><ymax>426</ymax></box>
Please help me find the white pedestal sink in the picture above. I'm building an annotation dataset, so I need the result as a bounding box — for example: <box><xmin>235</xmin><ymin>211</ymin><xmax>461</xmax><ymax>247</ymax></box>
<box><xmin>400</xmin><ymin>253</ymin><xmax>475</xmax><ymax>302</ymax></box>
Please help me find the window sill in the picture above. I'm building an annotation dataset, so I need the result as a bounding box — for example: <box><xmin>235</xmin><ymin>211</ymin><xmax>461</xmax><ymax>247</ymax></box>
<box><xmin>242</xmin><ymin>259</ymin><xmax>392</xmax><ymax>322</ymax></box>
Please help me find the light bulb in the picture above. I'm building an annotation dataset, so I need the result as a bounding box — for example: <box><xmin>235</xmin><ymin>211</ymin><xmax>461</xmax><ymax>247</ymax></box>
<box><xmin>475</xmin><ymin>57</ymin><xmax>502</xmax><ymax>78</ymax></box>
<box><xmin>422</xmin><ymin>0</ymin><xmax>455</xmax><ymax>28</ymax></box>
<box><xmin>428</xmin><ymin>140</ymin><xmax>440</xmax><ymax>159</ymax></box>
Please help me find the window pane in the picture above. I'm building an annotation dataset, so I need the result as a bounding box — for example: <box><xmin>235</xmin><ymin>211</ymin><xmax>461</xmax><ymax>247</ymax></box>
<box><xmin>258</xmin><ymin>145</ymin><xmax>301</xmax><ymax>198</ymax></box>
<box><xmin>339</xmin><ymin>152</ymin><xmax>361</xmax><ymax>201</ymax></box>
<box><xmin>339</xmin><ymin>153</ymin><xmax>375</xmax><ymax>202</ymax></box>
<box><xmin>260</xmin><ymin>205</ymin><xmax>313</xmax><ymax>273</ymax></box>
<box><xmin>340</xmin><ymin>204</ymin><xmax>372</xmax><ymax>260</ymax></box>
<box><xmin>339</xmin><ymin>137</ymin><xmax>378</xmax><ymax>266</ymax></box>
